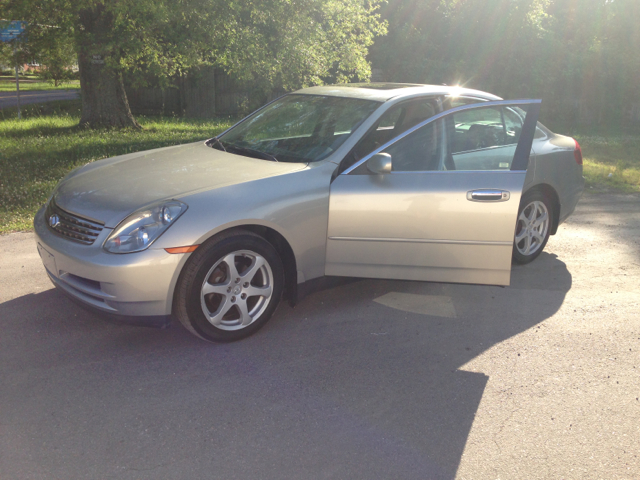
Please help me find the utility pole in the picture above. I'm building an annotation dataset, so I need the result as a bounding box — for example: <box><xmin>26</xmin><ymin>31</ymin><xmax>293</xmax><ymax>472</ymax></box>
<box><xmin>1</xmin><ymin>21</ymin><xmax>26</xmax><ymax>119</ymax></box>
<box><xmin>14</xmin><ymin>45</ymin><xmax>21</xmax><ymax>119</ymax></box>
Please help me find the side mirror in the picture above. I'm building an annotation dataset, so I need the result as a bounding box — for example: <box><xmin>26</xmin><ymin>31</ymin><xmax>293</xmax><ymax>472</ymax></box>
<box><xmin>366</xmin><ymin>153</ymin><xmax>392</xmax><ymax>174</ymax></box>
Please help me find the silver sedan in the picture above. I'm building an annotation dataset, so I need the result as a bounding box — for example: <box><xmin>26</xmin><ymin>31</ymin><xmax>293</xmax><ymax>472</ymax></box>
<box><xmin>34</xmin><ymin>83</ymin><xmax>584</xmax><ymax>342</ymax></box>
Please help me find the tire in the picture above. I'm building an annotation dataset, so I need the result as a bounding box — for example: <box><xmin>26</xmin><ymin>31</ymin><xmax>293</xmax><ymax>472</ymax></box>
<box><xmin>174</xmin><ymin>230</ymin><xmax>284</xmax><ymax>342</ymax></box>
<box><xmin>512</xmin><ymin>191</ymin><xmax>553</xmax><ymax>265</ymax></box>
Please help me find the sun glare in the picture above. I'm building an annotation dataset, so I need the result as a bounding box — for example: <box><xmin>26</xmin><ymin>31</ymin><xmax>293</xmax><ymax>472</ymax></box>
<box><xmin>449</xmin><ymin>86</ymin><xmax>463</xmax><ymax>97</ymax></box>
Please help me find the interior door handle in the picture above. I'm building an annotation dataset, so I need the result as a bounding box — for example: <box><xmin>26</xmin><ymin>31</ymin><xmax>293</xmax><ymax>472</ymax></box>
<box><xmin>467</xmin><ymin>190</ymin><xmax>510</xmax><ymax>202</ymax></box>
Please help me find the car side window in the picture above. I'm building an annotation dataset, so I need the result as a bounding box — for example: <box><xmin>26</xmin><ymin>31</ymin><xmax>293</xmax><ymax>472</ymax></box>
<box><xmin>451</xmin><ymin>107</ymin><xmax>505</xmax><ymax>153</ymax></box>
<box><xmin>372</xmin><ymin>104</ymin><xmax>531</xmax><ymax>173</ymax></box>
<box><xmin>381</xmin><ymin>119</ymin><xmax>444</xmax><ymax>172</ymax></box>
<box><xmin>508</xmin><ymin>106</ymin><xmax>546</xmax><ymax>140</ymax></box>
<box><xmin>352</xmin><ymin>98</ymin><xmax>438</xmax><ymax>161</ymax></box>
<box><xmin>448</xmin><ymin>106</ymin><xmax>523</xmax><ymax>170</ymax></box>
<box><xmin>503</xmin><ymin>107</ymin><xmax>524</xmax><ymax>145</ymax></box>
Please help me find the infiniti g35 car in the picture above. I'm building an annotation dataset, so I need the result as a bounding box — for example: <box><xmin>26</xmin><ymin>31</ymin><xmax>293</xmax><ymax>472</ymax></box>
<box><xmin>34</xmin><ymin>83</ymin><xmax>584</xmax><ymax>342</ymax></box>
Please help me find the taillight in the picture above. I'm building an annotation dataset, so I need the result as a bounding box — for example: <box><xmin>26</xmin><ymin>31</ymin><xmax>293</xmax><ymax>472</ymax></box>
<box><xmin>574</xmin><ymin>139</ymin><xmax>583</xmax><ymax>165</ymax></box>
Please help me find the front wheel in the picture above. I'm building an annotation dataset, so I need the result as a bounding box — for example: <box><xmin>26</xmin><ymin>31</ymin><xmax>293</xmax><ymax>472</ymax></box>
<box><xmin>174</xmin><ymin>230</ymin><xmax>284</xmax><ymax>342</ymax></box>
<box><xmin>512</xmin><ymin>191</ymin><xmax>552</xmax><ymax>265</ymax></box>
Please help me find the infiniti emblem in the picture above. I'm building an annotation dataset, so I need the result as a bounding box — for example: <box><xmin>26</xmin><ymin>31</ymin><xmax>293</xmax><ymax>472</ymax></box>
<box><xmin>49</xmin><ymin>214</ymin><xmax>60</xmax><ymax>228</ymax></box>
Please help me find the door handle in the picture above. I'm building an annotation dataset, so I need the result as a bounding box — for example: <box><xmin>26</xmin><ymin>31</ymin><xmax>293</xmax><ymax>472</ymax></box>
<box><xmin>467</xmin><ymin>190</ymin><xmax>510</xmax><ymax>202</ymax></box>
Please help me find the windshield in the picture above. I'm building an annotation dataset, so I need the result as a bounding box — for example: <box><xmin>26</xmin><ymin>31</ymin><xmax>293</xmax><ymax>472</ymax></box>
<box><xmin>215</xmin><ymin>94</ymin><xmax>381</xmax><ymax>163</ymax></box>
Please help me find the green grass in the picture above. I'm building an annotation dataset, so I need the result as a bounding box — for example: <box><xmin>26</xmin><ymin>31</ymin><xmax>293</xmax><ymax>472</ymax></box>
<box><xmin>0</xmin><ymin>100</ymin><xmax>234</xmax><ymax>233</ymax></box>
<box><xmin>570</xmin><ymin>131</ymin><xmax>640</xmax><ymax>193</ymax></box>
<box><xmin>0</xmin><ymin>80</ymin><xmax>80</xmax><ymax>92</ymax></box>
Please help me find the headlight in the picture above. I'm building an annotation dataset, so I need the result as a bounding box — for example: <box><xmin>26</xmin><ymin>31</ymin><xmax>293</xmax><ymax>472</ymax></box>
<box><xmin>104</xmin><ymin>200</ymin><xmax>188</xmax><ymax>254</ymax></box>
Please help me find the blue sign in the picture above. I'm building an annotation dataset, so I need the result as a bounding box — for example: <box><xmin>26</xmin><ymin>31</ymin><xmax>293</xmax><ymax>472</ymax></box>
<box><xmin>0</xmin><ymin>21</ymin><xmax>26</xmax><ymax>43</ymax></box>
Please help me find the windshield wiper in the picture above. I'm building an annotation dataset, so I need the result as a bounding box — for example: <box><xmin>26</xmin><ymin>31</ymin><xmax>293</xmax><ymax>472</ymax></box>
<box><xmin>208</xmin><ymin>137</ymin><xmax>226</xmax><ymax>152</ymax></box>
<box><xmin>224</xmin><ymin>144</ymin><xmax>278</xmax><ymax>162</ymax></box>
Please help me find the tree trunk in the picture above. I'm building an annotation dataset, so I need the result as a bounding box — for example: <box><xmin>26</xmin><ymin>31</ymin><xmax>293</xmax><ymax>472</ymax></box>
<box><xmin>77</xmin><ymin>6</ymin><xmax>140</xmax><ymax>129</ymax></box>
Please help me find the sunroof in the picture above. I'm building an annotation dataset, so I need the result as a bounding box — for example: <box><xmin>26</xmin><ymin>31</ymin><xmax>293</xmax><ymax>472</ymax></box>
<box><xmin>333</xmin><ymin>83</ymin><xmax>424</xmax><ymax>90</ymax></box>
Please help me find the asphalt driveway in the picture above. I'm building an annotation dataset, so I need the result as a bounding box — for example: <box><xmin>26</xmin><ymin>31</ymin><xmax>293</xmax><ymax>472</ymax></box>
<box><xmin>0</xmin><ymin>192</ymin><xmax>638</xmax><ymax>479</ymax></box>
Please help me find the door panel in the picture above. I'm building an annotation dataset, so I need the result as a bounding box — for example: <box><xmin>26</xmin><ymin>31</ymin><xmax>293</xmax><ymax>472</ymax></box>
<box><xmin>327</xmin><ymin>244</ymin><xmax>512</xmax><ymax>285</ymax></box>
<box><xmin>326</xmin><ymin>99</ymin><xmax>541</xmax><ymax>286</ymax></box>
<box><xmin>326</xmin><ymin>171</ymin><xmax>526</xmax><ymax>285</ymax></box>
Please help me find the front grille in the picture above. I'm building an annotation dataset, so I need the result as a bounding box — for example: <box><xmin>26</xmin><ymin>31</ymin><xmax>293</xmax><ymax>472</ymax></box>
<box><xmin>46</xmin><ymin>199</ymin><xmax>105</xmax><ymax>245</ymax></box>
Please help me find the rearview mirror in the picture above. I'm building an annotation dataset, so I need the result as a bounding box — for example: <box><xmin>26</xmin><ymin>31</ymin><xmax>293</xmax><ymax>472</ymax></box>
<box><xmin>366</xmin><ymin>153</ymin><xmax>392</xmax><ymax>174</ymax></box>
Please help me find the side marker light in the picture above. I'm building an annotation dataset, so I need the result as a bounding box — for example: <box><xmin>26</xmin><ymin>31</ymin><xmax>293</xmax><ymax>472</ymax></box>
<box><xmin>165</xmin><ymin>245</ymin><xmax>199</xmax><ymax>254</ymax></box>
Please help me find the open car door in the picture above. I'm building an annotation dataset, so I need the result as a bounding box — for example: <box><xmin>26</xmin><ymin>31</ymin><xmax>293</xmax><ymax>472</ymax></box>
<box><xmin>326</xmin><ymin>99</ymin><xmax>541</xmax><ymax>286</ymax></box>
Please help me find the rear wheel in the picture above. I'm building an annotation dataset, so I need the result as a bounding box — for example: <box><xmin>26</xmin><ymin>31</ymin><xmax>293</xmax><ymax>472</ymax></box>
<box><xmin>512</xmin><ymin>191</ymin><xmax>552</xmax><ymax>264</ymax></box>
<box><xmin>174</xmin><ymin>230</ymin><xmax>284</xmax><ymax>342</ymax></box>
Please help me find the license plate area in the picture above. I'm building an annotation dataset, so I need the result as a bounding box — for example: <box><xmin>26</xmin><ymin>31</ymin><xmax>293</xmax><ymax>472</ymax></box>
<box><xmin>38</xmin><ymin>243</ymin><xmax>58</xmax><ymax>278</ymax></box>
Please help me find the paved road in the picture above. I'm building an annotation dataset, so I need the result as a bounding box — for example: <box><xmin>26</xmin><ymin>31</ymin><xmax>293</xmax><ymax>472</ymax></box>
<box><xmin>0</xmin><ymin>89</ymin><xmax>79</xmax><ymax>109</ymax></box>
<box><xmin>1</xmin><ymin>193</ymin><xmax>639</xmax><ymax>479</ymax></box>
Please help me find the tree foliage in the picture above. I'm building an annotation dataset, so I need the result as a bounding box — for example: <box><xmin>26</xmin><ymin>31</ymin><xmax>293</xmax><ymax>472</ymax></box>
<box><xmin>21</xmin><ymin>25</ymin><xmax>76</xmax><ymax>86</ymax></box>
<box><xmin>1</xmin><ymin>0</ymin><xmax>386</xmax><ymax>127</ymax></box>
<box><xmin>4</xmin><ymin>0</ymin><xmax>635</xmax><ymax>128</ymax></box>
<box><xmin>370</xmin><ymin>0</ymin><xmax>640</xmax><ymax>126</ymax></box>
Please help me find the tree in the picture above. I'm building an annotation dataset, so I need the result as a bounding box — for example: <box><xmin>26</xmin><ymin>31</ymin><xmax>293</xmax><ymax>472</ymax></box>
<box><xmin>38</xmin><ymin>52</ymin><xmax>76</xmax><ymax>87</ymax></box>
<box><xmin>12</xmin><ymin>22</ymin><xmax>77</xmax><ymax>86</ymax></box>
<box><xmin>1</xmin><ymin>0</ymin><xmax>386</xmax><ymax>128</ymax></box>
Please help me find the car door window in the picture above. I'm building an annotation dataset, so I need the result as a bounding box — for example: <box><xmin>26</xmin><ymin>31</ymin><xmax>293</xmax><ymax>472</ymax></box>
<box><xmin>369</xmin><ymin>104</ymin><xmax>534</xmax><ymax>172</ymax></box>
<box><xmin>449</xmin><ymin>106</ymin><xmax>524</xmax><ymax>171</ymax></box>
<box><xmin>352</xmin><ymin>98</ymin><xmax>438</xmax><ymax>161</ymax></box>
<box><xmin>451</xmin><ymin>107</ymin><xmax>504</xmax><ymax>152</ymax></box>
<box><xmin>381</xmin><ymin>119</ymin><xmax>444</xmax><ymax>171</ymax></box>
<box><xmin>503</xmin><ymin>107</ymin><xmax>524</xmax><ymax>145</ymax></box>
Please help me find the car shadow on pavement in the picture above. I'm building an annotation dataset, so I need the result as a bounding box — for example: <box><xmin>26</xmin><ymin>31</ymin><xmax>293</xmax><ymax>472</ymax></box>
<box><xmin>0</xmin><ymin>252</ymin><xmax>571</xmax><ymax>480</ymax></box>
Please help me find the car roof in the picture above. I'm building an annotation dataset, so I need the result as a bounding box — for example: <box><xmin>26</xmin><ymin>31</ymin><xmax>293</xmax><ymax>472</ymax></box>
<box><xmin>294</xmin><ymin>83</ymin><xmax>502</xmax><ymax>102</ymax></box>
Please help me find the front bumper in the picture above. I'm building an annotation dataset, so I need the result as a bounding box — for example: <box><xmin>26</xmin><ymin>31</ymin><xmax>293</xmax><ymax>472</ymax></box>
<box><xmin>34</xmin><ymin>206</ymin><xmax>187</xmax><ymax>322</ymax></box>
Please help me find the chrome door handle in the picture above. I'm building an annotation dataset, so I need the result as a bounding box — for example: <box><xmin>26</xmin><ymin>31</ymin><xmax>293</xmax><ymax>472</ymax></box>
<box><xmin>467</xmin><ymin>190</ymin><xmax>510</xmax><ymax>202</ymax></box>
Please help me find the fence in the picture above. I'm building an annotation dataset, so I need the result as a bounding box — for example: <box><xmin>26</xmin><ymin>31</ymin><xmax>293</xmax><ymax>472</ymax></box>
<box><xmin>126</xmin><ymin>68</ymin><xmax>282</xmax><ymax>118</ymax></box>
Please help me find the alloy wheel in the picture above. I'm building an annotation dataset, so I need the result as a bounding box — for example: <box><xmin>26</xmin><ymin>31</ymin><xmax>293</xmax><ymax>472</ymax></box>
<box><xmin>515</xmin><ymin>200</ymin><xmax>549</xmax><ymax>257</ymax></box>
<box><xmin>200</xmin><ymin>250</ymin><xmax>273</xmax><ymax>330</ymax></box>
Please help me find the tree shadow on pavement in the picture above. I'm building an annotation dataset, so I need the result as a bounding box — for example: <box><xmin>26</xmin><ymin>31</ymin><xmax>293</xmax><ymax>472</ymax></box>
<box><xmin>0</xmin><ymin>252</ymin><xmax>571</xmax><ymax>480</ymax></box>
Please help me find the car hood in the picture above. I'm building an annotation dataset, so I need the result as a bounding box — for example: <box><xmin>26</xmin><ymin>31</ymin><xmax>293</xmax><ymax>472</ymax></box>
<box><xmin>53</xmin><ymin>141</ymin><xmax>307</xmax><ymax>228</ymax></box>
